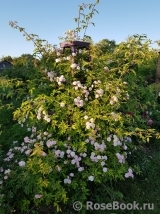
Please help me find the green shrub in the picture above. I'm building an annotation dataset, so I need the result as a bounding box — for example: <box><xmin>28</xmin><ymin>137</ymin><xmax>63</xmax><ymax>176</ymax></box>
<box><xmin>0</xmin><ymin>2</ymin><xmax>160</xmax><ymax>213</ymax></box>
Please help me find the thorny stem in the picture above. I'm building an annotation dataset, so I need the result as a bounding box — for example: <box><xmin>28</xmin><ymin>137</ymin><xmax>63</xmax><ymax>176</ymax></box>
<box><xmin>9</xmin><ymin>21</ymin><xmax>52</xmax><ymax>58</ymax></box>
<box><xmin>26</xmin><ymin>206</ymin><xmax>36</xmax><ymax>214</ymax></box>
<box><xmin>77</xmin><ymin>5</ymin><xmax>81</xmax><ymax>39</ymax></box>
<box><xmin>83</xmin><ymin>2</ymin><xmax>97</xmax><ymax>40</ymax></box>
<box><xmin>9</xmin><ymin>21</ymin><xmax>40</xmax><ymax>51</ymax></box>
<box><xmin>76</xmin><ymin>1</ymin><xmax>99</xmax><ymax>41</ymax></box>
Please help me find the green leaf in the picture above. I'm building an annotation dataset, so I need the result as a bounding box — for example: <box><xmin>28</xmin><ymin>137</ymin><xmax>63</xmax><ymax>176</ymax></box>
<box><xmin>116</xmin><ymin>191</ymin><xmax>124</xmax><ymax>199</ymax></box>
<box><xmin>19</xmin><ymin>27</ymin><xmax>24</xmax><ymax>32</ymax></box>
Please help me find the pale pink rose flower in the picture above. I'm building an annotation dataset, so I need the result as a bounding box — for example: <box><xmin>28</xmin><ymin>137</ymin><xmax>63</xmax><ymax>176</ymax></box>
<box><xmin>35</xmin><ymin>194</ymin><xmax>42</xmax><ymax>199</ymax></box>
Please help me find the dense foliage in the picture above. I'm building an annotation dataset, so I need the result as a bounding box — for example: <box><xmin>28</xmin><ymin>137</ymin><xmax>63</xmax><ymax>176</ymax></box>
<box><xmin>0</xmin><ymin>1</ymin><xmax>160</xmax><ymax>213</ymax></box>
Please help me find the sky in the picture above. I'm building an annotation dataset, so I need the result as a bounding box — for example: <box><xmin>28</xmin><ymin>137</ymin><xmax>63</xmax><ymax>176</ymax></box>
<box><xmin>1</xmin><ymin>0</ymin><xmax>160</xmax><ymax>58</ymax></box>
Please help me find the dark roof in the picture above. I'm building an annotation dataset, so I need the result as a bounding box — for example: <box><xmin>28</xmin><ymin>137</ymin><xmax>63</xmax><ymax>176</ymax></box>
<box><xmin>0</xmin><ymin>60</ymin><xmax>13</xmax><ymax>65</ymax></box>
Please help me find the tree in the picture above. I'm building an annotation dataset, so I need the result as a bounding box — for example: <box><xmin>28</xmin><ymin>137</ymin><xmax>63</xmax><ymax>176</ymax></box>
<box><xmin>12</xmin><ymin>53</ymin><xmax>38</xmax><ymax>68</ymax></box>
<box><xmin>0</xmin><ymin>55</ymin><xmax>13</xmax><ymax>63</ymax></box>
<box><xmin>95</xmin><ymin>38</ymin><xmax>117</xmax><ymax>55</ymax></box>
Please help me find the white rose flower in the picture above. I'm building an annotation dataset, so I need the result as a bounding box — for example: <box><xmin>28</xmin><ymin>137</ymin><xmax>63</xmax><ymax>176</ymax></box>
<box><xmin>55</xmin><ymin>58</ymin><xmax>60</xmax><ymax>63</ymax></box>
<box><xmin>18</xmin><ymin>161</ymin><xmax>25</xmax><ymax>167</ymax></box>
<box><xmin>66</xmin><ymin>56</ymin><xmax>71</xmax><ymax>60</ymax></box>
<box><xmin>71</xmin><ymin>63</ymin><xmax>77</xmax><ymax>69</ymax></box>
<box><xmin>104</xmin><ymin>66</ymin><xmax>109</xmax><ymax>71</ymax></box>
<box><xmin>103</xmin><ymin>167</ymin><xmax>108</xmax><ymax>172</ymax></box>
<box><xmin>88</xmin><ymin>175</ymin><xmax>94</xmax><ymax>181</ymax></box>
<box><xmin>60</xmin><ymin>102</ymin><xmax>65</xmax><ymax>107</ymax></box>
<box><xmin>84</xmin><ymin>115</ymin><xmax>88</xmax><ymax>120</ymax></box>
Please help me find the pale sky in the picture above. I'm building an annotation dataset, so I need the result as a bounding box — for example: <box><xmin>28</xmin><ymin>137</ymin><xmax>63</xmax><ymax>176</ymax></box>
<box><xmin>0</xmin><ymin>0</ymin><xmax>160</xmax><ymax>58</ymax></box>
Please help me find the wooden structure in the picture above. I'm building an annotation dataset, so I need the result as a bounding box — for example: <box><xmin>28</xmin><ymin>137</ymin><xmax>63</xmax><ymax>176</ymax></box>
<box><xmin>60</xmin><ymin>40</ymin><xmax>91</xmax><ymax>61</ymax></box>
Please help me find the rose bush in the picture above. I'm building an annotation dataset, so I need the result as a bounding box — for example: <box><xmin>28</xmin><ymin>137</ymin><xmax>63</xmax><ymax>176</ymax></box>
<box><xmin>1</xmin><ymin>2</ymin><xmax>160</xmax><ymax>213</ymax></box>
